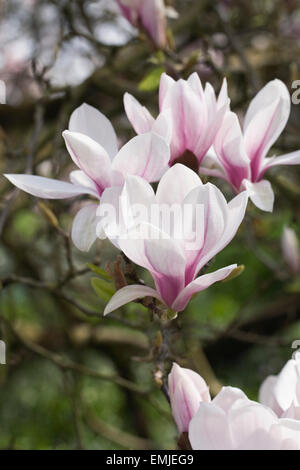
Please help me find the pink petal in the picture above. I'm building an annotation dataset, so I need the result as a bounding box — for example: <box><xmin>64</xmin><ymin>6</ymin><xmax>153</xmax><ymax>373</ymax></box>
<box><xmin>162</xmin><ymin>79</ymin><xmax>206</xmax><ymax>161</ymax></box>
<box><xmin>243</xmin><ymin>80</ymin><xmax>290</xmax><ymax>179</ymax></box>
<box><xmin>184</xmin><ymin>183</ymin><xmax>230</xmax><ymax>281</ymax></box>
<box><xmin>159</xmin><ymin>72</ymin><xmax>175</xmax><ymax>110</ymax></box>
<box><xmin>262</xmin><ymin>149</ymin><xmax>300</xmax><ymax>175</ymax></box>
<box><xmin>187</xmin><ymin>72</ymin><xmax>205</xmax><ymax>101</ymax></box>
<box><xmin>151</xmin><ymin>109</ymin><xmax>172</xmax><ymax>144</ymax></box>
<box><xmin>172</xmin><ymin>265</ymin><xmax>237</xmax><ymax>312</ymax></box>
<box><xmin>103</xmin><ymin>284</ymin><xmax>163</xmax><ymax>316</ymax></box>
<box><xmin>195</xmin><ymin>190</ymin><xmax>248</xmax><ymax>273</ymax></box>
<box><xmin>144</xmin><ymin>237</ymin><xmax>186</xmax><ymax>307</ymax></box>
<box><xmin>62</xmin><ymin>130</ymin><xmax>112</xmax><ymax>193</ymax></box>
<box><xmin>214</xmin><ymin>111</ymin><xmax>250</xmax><ymax>190</ymax></box>
<box><xmin>123</xmin><ymin>93</ymin><xmax>155</xmax><ymax>135</ymax></box>
<box><xmin>139</xmin><ymin>0</ymin><xmax>167</xmax><ymax>49</ymax></box>
<box><xmin>68</xmin><ymin>103</ymin><xmax>118</xmax><ymax>159</ymax></box>
<box><xmin>4</xmin><ymin>174</ymin><xmax>94</xmax><ymax>199</ymax></box>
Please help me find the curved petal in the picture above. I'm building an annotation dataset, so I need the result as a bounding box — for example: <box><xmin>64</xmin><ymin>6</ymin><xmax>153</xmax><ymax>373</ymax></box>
<box><xmin>214</xmin><ymin>111</ymin><xmax>250</xmax><ymax>190</ymax></box>
<box><xmin>159</xmin><ymin>72</ymin><xmax>175</xmax><ymax>110</ymax></box>
<box><xmin>68</xmin><ymin>103</ymin><xmax>118</xmax><ymax>159</ymax></box>
<box><xmin>195</xmin><ymin>190</ymin><xmax>248</xmax><ymax>273</ymax></box>
<box><xmin>156</xmin><ymin>163</ymin><xmax>201</xmax><ymax>206</ymax></box>
<box><xmin>144</xmin><ymin>237</ymin><xmax>186</xmax><ymax>307</ymax></box>
<box><xmin>184</xmin><ymin>183</ymin><xmax>229</xmax><ymax>280</ymax></box>
<box><xmin>123</xmin><ymin>93</ymin><xmax>155</xmax><ymax>135</ymax></box>
<box><xmin>242</xmin><ymin>179</ymin><xmax>274</xmax><ymax>212</ymax></box>
<box><xmin>273</xmin><ymin>359</ymin><xmax>300</xmax><ymax>411</ymax></box>
<box><xmin>71</xmin><ymin>203</ymin><xmax>99</xmax><ymax>251</ymax></box>
<box><xmin>151</xmin><ymin>109</ymin><xmax>172</xmax><ymax>145</ymax></box>
<box><xmin>69</xmin><ymin>170</ymin><xmax>99</xmax><ymax>196</ymax></box>
<box><xmin>4</xmin><ymin>174</ymin><xmax>94</xmax><ymax>199</ymax></box>
<box><xmin>62</xmin><ymin>130</ymin><xmax>112</xmax><ymax>193</ymax></box>
<box><xmin>172</xmin><ymin>265</ymin><xmax>237</xmax><ymax>312</ymax></box>
<box><xmin>262</xmin><ymin>150</ymin><xmax>300</xmax><ymax>175</ymax></box>
<box><xmin>140</xmin><ymin>0</ymin><xmax>167</xmax><ymax>48</ymax></box>
<box><xmin>162</xmin><ymin>79</ymin><xmax>206</xmax><ymax>161</ymax></box>
<box><xmin>243</xmin><ymin>80</ymin><xmax>290</xmax><ymax>178</ymax></box>
<box><xmin>112</xmin><ymin>132</ymin><xmax>170</xmax><ymax>182</ymax></box>
<box><xmin>187</xmin><ymin>72</ymin><xmax>205</xmax><ymax>101</ymax></box>
<box><xmin>259</xmin><ymin>375</ymin><xmax>282</xmax><ymax>416</ymax></box>
<box><xmin>189</xmin><ymin>401</ymin><xmax>230</xmax><ymax>450</ymax></box>
<box><xmin>103</xmin><ymin>284</ymin><xmax>163</xmax><ymax>316</ymax></box>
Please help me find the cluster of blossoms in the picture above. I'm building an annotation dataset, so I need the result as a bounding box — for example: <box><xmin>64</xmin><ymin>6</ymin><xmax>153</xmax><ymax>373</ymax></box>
<box><xmin>4</xmin><ymin>62</ymin><xmax>300</xmax><ymax>448</ymax></box>
<box><xmin>6</xmin><ymin>72</ymin><xmax>300</xmax><ymax>313</ymax></box>
<box><xmin>169</xmin><ymin>354</ymin><xmax>300</xmax><ymax>450</ymax></box>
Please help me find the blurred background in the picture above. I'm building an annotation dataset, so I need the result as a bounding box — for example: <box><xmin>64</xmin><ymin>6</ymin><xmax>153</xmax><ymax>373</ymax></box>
<box><xmin>1</xmin><ymin>0</ymin><xmax>300</xmax><ymax>450</ymax></box>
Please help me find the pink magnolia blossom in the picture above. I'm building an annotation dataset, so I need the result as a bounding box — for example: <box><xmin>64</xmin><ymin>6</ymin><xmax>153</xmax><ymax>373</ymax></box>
<box><xmin>281</xmin><ymin>226</ymin><xmax>300</xmax><ymax>274</ymax></box>
<box><xmin>124</xmin><ymin>72</ymin><xmax>229</xmax><ymax>166</ymax></box>
<box><xmin>201</xmin><ymin>79</ymin><xmax>300</xmax><ymax>212</ymax></box>
<box><xmin>102</xmin><ymin>164</ymin><xmax>248</xmax><ymax>315</ymax></box>
<box><xmin>4</xmin><ymin>103</ymin><xmax>170</xmax><ymax>251</ymax></box>
<box><xmin>189</xmin><ymin>386</ymin><xmax>300</xmax><ymax>450</ymax></box>
<box><xmin>259</xmin><ymin>352</ymin><xmax>300</xmax><ymax>420</ymax></box>
<box><xmin>116</xmin><ymin>0</ymin><xmax>167</xmax><ymax>49</ymax></box>
<box><xmin>168</xmin><ymin>363</ymin><xmax>211</xmax><ymax>433</ymax></box>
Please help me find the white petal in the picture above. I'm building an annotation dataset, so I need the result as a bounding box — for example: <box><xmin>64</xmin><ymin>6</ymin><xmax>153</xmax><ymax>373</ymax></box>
<box><xmin>242</xmin><ymin>179</ymin><xmax>274</xmax><ymax>212</ymax></box>
<box><xmin>69</xmin><ymin>170</ymin><xmax>99</xmax><ymax>196</ymax></box>
<box><xmin>71</xmin><ymin>203</ymin><xmax>100</xmax><ymax>251</ymax></box>
<box><xmin>156</xmin><ymin>163</ymin><xmax>201</xmax><ymax>206</ymax></box>
<box><xmin>69</xmin><ymin>103</ymin><xmax>118</xmax><ymax>159</ymax></box>
<box><xmin>4</xmin><ymin>174</ymin><xmax>94</xmax><ymax>199</ymax></box>
<box><xmin>103</xmin><ymin>285</ymin><xmax>163</xmax><ymax>315</ymax></box>
<box><xmin>112</xmin><ymin>132</ymin><xmax>170</xmax><ymax>182</ymax></box>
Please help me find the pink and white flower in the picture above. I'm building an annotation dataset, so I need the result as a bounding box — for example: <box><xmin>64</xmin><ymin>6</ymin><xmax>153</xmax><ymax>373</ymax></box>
<box><xmin>4</xmin><ymin>103</ymin><xmax>170</xmax><ymax>251</ymax></box>
<box><xmin>189</xmin><ymin>385</ymin><xmax>300</xmax><ymax>450</ymax></box>
<box><xmin>116</xmin><ymin>0</ymin><xmax>167</xmax><ymax>49</ymax></box>
<box><xmin>102</xmin><ymin>164</ymin><xmax>248</xmax><ymax>315</ymax></box>
<box><xmin>259</xmin><ymin>352</ymin><xmax>300</xmax><ymax>420</ymax></box>
<box><xmin>168</xmin><ymin>363</ymin><xmax>211</xmax><ymax>433</ymax></box>
<box><xmin>124</xmin><ymin>72</ymin><xmax>229</xmax><ymax>167</ymax></box>
<box><xmin>201</xmin><ymin>79</ymin><xmax>300</xmax><ymax>212</ymax></box>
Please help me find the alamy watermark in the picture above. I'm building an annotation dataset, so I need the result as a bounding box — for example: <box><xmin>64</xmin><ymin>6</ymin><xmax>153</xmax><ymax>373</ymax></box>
<box><xmin>96</xmin><ymin>202</ymin><xmax>205</xmax><ymax>250</ymax></box>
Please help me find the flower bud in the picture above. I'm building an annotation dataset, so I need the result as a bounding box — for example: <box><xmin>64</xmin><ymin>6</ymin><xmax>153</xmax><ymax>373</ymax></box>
<box><xmin>168</xmin><ymin>363</ymin><xmax>211</xmax><ymax>433</ymax></box>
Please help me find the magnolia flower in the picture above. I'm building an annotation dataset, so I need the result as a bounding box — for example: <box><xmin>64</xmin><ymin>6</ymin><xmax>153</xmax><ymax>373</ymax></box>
<box><xmin>259</xmin><ymin>352</ymin><xmax>300</xmax><ymax>420</ymax></box>
<box><xmin>124</xmin><ymin>72</ymin><xmax>229</xmax><ymax>167</ymax></box>
<box><xmin>4</xmin><ymin>103</ymin><xmax>170</xmax><ymax>251</ymax></box>
<box><xmin>281</xmin><ymin>226</ymin><xmax>300</xmax><ymax>274</ymax></box>
<box><xmin>116</xmin><ymin>0</ymin><xmax>167</xmax><ymax>49</ymax></box>
<box><xmin>201</xmin><ymin>79</ymin><xmax>300</xmax><ymax>212</ymax></box>
<box><xmin>168</xmin><ymin>363</ymin><xmax>211</xmax><ymax>433</ymax></box>
<box><xmin>102</xmin><ymin>164</ymin><xmax>248</xmax><ymax>315</ymax></box>
<box><xmin>189</xmin><ymin>386</ymin><xmax>300</xmax><ymax>450</ymax></box>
